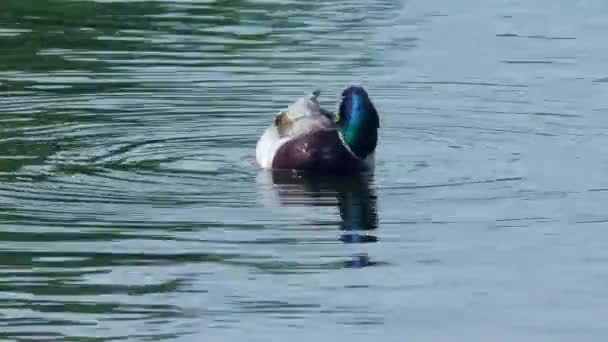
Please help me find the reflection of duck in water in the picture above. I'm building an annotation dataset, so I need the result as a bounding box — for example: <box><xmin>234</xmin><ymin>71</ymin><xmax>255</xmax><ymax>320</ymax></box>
<box><xmin>259</xmin><ymin>170</ymin><xmax>379</xmax><ymax>268</ymax></box>
<box><xmin>255</xmin><ymin>86</ymin><xmax>379</xmax><ymax>175</ymax></box>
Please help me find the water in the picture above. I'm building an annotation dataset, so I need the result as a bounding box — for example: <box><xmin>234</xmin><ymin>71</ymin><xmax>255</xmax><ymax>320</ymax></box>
<box><xmin>2</xmin><ymin>0</ymin><xmax>608</xmax><ymax>340</ymax></box>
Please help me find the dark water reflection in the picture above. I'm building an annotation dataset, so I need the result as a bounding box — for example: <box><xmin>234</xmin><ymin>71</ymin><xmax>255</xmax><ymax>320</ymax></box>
<box><xmin>260</xmin><ymin>171</ymin><xmax>380</xmax><ymax>268</ymax></box>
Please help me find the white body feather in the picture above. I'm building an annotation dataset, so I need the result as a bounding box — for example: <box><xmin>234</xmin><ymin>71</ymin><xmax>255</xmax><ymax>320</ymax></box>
<box><xmin>255</xmin><ymin>125</ymin><xmax>288</xmax><ymax>169</ymax></box>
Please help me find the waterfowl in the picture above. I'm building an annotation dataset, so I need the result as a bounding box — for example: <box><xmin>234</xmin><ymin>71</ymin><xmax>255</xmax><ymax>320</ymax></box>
<box><xmin>255</xmin><ymin>86</ymin><xmax>379</xmax><ymax>174</ymax></box>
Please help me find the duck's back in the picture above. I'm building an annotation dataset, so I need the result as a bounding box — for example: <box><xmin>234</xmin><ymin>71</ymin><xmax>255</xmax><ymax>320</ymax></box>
<box><xmin>279</xmin><ymin>114</ymin><xmax>334</xmax><ymax>137</ymax></box>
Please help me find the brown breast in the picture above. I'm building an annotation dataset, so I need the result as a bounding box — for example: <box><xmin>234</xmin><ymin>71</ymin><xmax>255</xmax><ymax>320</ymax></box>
<box><xmin>271</xmin><ymin>129</ymin><xmax>366</xmax><ymax>174</ymax></box>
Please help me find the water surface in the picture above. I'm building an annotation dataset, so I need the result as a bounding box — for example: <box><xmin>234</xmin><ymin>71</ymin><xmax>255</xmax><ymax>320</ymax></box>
<box><xmin>2</xmin><ymin>0</ymin><xmax>608</xmax><ymax>341</ymax></box>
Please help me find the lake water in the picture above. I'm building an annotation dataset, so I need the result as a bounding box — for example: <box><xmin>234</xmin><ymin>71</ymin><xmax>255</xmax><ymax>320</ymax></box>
<box><xmin>2</xmin><ymin>0</ymin><xmax>608</xmax><ymax>341</ymax></box>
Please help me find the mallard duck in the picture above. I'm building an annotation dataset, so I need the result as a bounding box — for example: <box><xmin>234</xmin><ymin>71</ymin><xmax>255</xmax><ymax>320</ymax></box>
<box><xmin>255</xmin><ymin>86</ymin><xmax>379</xmax><ymax>174</ymax></box>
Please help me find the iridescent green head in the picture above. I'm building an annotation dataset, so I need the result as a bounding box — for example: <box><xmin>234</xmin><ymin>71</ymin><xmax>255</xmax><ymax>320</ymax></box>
<box><xmin>335</xmin><ymin>86</ymin><xmax>379</xmax><ymax>159</ymax></box>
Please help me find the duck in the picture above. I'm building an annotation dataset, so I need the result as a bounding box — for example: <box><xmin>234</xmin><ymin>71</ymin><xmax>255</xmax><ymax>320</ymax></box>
<box><xmin>255</xmin><ymin>86</ymin><xmax>379</xmax><ymax>174</ymax></box>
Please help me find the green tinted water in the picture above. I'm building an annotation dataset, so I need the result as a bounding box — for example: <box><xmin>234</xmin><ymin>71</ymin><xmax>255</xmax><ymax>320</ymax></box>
<box><xmin>2</xmin><ymin>0</ymin><xmax>608</xmax><ymax>341</ymax></box>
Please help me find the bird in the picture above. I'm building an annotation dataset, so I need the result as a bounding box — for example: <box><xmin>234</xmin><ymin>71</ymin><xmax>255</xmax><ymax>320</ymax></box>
<box><xmin>255</xmin><ymin>86</ymin><xmax>379</xmax><ymax>175</ymax></box>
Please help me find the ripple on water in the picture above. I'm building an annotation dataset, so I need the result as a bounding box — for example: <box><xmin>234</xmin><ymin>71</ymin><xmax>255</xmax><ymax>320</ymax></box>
<box><xmin>0</xmin><ymin>0</ymin><xmax>403</xmax><ymax>337</ymax></box>
<box><xmin>3</xmin><ymin>0</ymin><xmax>608</xmax><ymax>340</ymax></box>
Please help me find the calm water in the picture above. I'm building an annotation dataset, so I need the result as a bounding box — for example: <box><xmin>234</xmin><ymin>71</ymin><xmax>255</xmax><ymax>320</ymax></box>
<box><xmin>2</xmin><ymin>0</ymin><xmax>608</xmax><ymax>341</ymax></box>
